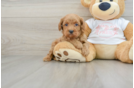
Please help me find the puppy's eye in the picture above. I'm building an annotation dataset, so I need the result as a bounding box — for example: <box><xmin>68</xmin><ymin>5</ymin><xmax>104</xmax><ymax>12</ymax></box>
<box><xmin>75</xmin><ymin>23</ymin><xmax>78</xmax><ymax>26</ymax></box>
<box><xmin>110</xmin><ymin>0</ymin><xmax>113</xmax><ymax>1</ymax></box>
<box><xmin>65</xmin><ymin>24</ymin><xmax>68</xmax><ymax>26</ymax></box>
<box><xmin>100</xmin><ymin>0</ymin><xmax>102</xmax><ymax>2</ymax></box>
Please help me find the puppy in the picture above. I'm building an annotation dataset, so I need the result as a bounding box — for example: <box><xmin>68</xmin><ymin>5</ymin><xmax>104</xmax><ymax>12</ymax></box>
<box><xmin>43</xmin><ymin>14</ymin><xmax>89</xmax><ymax>61</ymax></box>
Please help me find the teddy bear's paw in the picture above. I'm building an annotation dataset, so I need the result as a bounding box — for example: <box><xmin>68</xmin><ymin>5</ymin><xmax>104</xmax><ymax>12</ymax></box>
<box><xmin>54</xmin><ymin>49</ymin><xmax>86</xmax><ymax>62</ymax></box>
<box><xmin>43</xmin><ymin>55</ymin><xmax>52</xmax><ymax>62</ymax></box>
<box><xmin>129</xmin><ymin>45</ymin><xmax>133</xmax><ymax>60</ymax></box>
<box><xmin>129</xmin><ymin>37</ymin><xmax>134</xmax><ymax>61</ymax></box>
<box><xmin>65</xmin><ymin>58</ymin><xmax>80</xmax><ymax>63</ymax></box>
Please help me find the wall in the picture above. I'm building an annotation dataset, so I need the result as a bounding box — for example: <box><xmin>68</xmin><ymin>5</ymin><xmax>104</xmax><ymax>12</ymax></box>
<box><xmin>1</xmin><ymin>0</ymin><xmax>133</xmax><ymax>55</ymax></box>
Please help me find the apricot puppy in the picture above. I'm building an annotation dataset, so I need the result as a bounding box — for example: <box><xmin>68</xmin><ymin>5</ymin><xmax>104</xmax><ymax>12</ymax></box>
<box><xmin>43</xmin><ymin>14</ymin><xmax>89</xmax><ymax>61</ymax></box>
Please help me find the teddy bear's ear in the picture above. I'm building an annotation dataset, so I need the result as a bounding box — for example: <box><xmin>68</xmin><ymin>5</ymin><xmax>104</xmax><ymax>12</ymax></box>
<box><xmin>81</xmin><ymin>0</ymin><xmax>92</xmax><ymax>7</ymax></box>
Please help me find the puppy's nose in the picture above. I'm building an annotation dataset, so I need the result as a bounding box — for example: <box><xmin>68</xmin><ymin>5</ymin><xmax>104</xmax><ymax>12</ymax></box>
<box><xmin>69</xmin><ymin>30</ymin><xmax>74</xmax><ymax>34</ymax></box>
<box><xmin>99</xmin><ymin>2</ymin><xmax>111</xmax><ymax>11</ymax></box>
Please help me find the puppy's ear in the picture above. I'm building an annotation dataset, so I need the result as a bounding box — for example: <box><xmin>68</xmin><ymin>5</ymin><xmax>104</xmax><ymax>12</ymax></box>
<box><xmin>58</xmin><ymin>17</ymin><xmax>64</xmax><ymax>31</ymax></box>
<box><xmin>80</xmin><ymin>17</ymin><xmax>85</xmax><ymax>32</ymax></box>
<box><xmin>81</xmin><ymin>0</ymin><xmax>92</xmax><ymax>7</ymax></box>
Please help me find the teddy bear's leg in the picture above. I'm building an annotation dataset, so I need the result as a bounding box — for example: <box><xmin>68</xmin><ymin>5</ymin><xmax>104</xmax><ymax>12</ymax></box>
<box><xmin>115</xmin><ymin>38</ymin><xmax>133</xmax><ymax>63</ymax></box>
<box><xmin>53</xmin><ymin>41</ymin><xmax>96</xmax><ymax>62</ymax></box>
<box><xmin>86</xmin><ymin>42</ymin><xmax>96</xmax><ymax>61</ymax></box>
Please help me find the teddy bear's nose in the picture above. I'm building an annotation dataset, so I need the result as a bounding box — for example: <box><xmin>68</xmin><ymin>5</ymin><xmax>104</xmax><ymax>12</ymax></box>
<box><xmin>99</xmin><ymin>2</ymin><xmax>111</xmax><ymax>11</ymax></box>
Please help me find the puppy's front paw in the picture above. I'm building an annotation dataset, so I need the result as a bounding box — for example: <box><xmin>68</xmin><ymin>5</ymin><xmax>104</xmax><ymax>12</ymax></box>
<box><xmin>43</xmin><ymin>56</ymin><xmax>52</xmax><ymax>61</ymax></box>
<box><xmin>82</xmin><ymin>47</ymin><xmax>89</xmax><ymax>56</ymax></box>
<box><xmin>75</xmin><ymin>43</ymin><xmax>83</xmax><ymax>49</ymax></box>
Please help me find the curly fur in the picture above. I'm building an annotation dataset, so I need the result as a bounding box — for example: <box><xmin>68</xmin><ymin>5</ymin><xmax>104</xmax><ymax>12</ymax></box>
<box><xmin>43</xmin><ymin>14</ymin><xmax>89</xmax><ymax>61</ymax></box>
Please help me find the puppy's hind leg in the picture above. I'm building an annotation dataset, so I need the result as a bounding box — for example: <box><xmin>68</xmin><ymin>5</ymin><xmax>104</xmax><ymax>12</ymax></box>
<box><xmin>43</xmin><ymin>49</ymin><xmax>54</xmax><ymax>61</ymax></box>
<box><xmin>43</xmin><ymin>39</ymin><xmax>61</xmax><ymax>61</ymax></box>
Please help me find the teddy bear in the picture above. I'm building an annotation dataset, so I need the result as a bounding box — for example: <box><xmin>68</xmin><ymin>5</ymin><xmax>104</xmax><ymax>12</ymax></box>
<box><xmin>52</xmin><ymin>0</ymin><xmax>133</xmax><ymax>63</ymax></box>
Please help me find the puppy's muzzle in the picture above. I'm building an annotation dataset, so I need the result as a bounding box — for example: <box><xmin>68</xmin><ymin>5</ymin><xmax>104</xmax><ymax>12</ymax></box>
<box><xmin>69</xmin><ymin>30</ymin><xmax>74</xmax><ymax>34</ymax></box>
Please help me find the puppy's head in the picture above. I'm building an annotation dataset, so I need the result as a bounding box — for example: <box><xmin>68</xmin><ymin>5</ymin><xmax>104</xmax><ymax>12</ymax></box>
<box><xmin>58</xmin><ymin>14</ymin><xmax>85</xmax><ymax>40</ymax></box>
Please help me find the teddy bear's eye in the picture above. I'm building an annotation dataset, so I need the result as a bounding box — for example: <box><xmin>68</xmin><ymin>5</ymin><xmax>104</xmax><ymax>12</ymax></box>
<box><xmin>100</xmin><ymin>0</ymin><xmax>102</xmax><ymax>2</ymax></box>
<box><xmin>110</xmin><ymin>0</ymin><xmax>113</xmax><ymax>1</ymax></box>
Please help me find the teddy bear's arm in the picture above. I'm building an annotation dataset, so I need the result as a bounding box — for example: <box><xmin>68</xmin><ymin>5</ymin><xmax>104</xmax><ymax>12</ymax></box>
<box><xmin>84</xmin><ymin>22</ymin><xmax>92</xmax><ymax>37</ymax></box>
<box><xmin>124</xmin><ymin>22</ymin><xmax>133</xmax><ymax>40</ymax></box>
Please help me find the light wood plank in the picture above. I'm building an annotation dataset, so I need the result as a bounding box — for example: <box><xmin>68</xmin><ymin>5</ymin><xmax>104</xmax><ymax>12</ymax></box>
<box><xmin>2</xmin><ymin>0</ymin><xmax>80</xmax><ymax>5</ymax></box>
<box><xmin>2</xmin><ymin>0</ymin><xmax>132</xmax><ymax>5</ymax></box>
<box><xmin>1</xmin><ymin>17</ymin><xmax>133</xmax><ymax>55</ymax></box>
<box><xmin>2</xmin><ymin>0</ymin><xmax>132</xmax><ymax>7</ymax></box>
<box><xmin>1</xmin><ymin>55</ymin><xmax>26</xmax><ymax>63</ymax></box>
<box><xmin>1</xmin><ymin>56</ymin><xmax>133</xmax><ymax>88</ymax></box>
<box><xmin>91</xmin><ymin>60</ymin><xmax>133</xmax><ymax>88</ymax></box>
<box><xmin>2</xmin><ymin>2</ymin><xmax>133</xmax><ymax>18</ymax></box>
<box><xmin>1</xmin><ymin>56</ymin><xmax>45</xmax><ymax>88</ymax></box>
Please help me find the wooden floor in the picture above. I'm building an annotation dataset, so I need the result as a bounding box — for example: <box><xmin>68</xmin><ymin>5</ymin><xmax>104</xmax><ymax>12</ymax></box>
<box><xmin>1</xmin><ymin>56</ymin><xmax>133</xmax><ymax>88</ymax></box>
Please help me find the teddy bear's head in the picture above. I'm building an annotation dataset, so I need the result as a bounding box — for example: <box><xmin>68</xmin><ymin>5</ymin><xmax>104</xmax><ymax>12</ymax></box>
<box><xmin>81</xmin><ymin>0</ymin><xmax>125</xmax><ymax>20</ymax></box>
